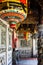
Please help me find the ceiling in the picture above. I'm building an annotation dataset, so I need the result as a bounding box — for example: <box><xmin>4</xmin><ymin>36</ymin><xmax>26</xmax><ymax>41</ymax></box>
<box><xmin>16</xmin><ymin>0</ymin><xmax>43</xmax><ymax>33</ymax></box>
<box><xmin>0</xmin><ymin>1</ymin><xmax>27</xmax><ymax>24</ymax></box>
<box><xmin>0</xmin><ymin>0</ymin><xmax>43</xmax><ymax>32</ymax></box>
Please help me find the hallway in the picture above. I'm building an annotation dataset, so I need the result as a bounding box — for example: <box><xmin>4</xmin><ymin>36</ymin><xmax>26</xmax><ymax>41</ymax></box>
<box><xmin>0</xmin><ymin>0</ymin><xmax>43</xmax><ymax>65</ymax></box>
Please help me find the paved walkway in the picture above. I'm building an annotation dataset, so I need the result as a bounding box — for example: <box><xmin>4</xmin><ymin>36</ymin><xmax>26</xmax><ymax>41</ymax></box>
<box><xmin>16</xmin><ymin>58</ymin><xmax>38</xmax><ymax>65</ymax></box>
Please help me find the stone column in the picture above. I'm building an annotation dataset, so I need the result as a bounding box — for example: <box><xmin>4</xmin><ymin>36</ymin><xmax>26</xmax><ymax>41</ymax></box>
<box><xmin>38</xmin><ymin>18</ymin><xmax>43</xmax><ymax>65</ymax></box>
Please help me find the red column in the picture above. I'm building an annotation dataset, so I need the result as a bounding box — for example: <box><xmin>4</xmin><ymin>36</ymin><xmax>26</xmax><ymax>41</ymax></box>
<box><xmin>12</xmin><ymin>29</ymin><xmax>17</xmax><ymax>49</ymax></box>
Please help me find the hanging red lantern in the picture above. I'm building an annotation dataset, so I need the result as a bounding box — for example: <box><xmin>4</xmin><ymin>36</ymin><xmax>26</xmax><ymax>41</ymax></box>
<box><xmin>10</xmin><ymin>24</ymin><xmax>16</xmax><ymax>28</ymax></box>
<box><xmin>10</xmin><ymin>21</ymin><xmax>16</xmax><ymax>29</ymax></box>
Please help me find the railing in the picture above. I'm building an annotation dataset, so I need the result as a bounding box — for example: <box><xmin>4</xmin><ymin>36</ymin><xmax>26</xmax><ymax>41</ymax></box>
<box><xmin>14</xmin><ymin>50</ymin><xmax>32</xmax><ymax>59</ymax></box>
